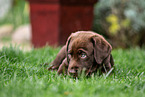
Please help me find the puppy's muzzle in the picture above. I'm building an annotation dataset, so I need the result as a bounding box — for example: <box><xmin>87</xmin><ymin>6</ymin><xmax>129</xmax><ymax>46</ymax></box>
<box><xmin>68</xmin><ymin>66</ymin><xmax>79</xmax><ymax>77</ymax></box>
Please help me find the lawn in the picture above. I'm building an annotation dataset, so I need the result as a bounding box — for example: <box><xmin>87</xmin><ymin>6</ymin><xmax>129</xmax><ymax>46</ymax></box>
<box><xmin>0</xmin><ymin>46</ymin><xmax>145</xmax><ymax>97</ymax></box>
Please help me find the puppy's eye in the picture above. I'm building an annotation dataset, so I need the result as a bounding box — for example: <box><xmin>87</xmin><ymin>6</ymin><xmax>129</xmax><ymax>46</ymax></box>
<box><xmin>80</xmin><ymin>53</ymin><xmax>87</xmax><ymax>58</ymax></box>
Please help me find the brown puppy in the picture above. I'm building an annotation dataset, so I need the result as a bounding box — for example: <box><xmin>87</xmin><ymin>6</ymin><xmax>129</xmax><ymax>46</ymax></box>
<box><xmin>48</xmin><ymin>31</ymin><xmax>114</xmax><ymax>77</ymax></box>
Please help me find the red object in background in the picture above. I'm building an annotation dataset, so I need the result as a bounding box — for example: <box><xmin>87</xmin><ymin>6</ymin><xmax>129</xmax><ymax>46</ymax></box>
<box><xmin>28</xmin><ymin>0</ymin><xmax>98</xmax><ymax>48</ymax></box>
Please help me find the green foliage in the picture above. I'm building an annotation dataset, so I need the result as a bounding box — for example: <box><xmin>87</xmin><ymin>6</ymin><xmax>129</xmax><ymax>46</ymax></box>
<box><xmin>93</xmin><ymin>0</ymin><xmax>145</xmax><ymax>48</ymax></box>
<box><xmin>0</xmin><ymin>0</ymin><xmax>29</xmax><ymax>29</ymax></box>
<box><xmin>106</xmin><ymin>14</ymin><xmax>121</xmax><ymax>35</ymax></box>
<box><xmin>0</xmin><ymin>46</ymin><xmax>145</xmax><ymax>97</ymax></box>
<box><xmin>125</xmin><ymin>0</ymin><xmax>145</xmax><ymax>30</ymax></box>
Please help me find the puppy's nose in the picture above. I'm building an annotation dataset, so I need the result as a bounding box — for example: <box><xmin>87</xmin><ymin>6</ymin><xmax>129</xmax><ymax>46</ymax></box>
<box><xmin>68</xmin><ymin>66</ymin><xmax>79</xmax><ymax>74</ymax></box>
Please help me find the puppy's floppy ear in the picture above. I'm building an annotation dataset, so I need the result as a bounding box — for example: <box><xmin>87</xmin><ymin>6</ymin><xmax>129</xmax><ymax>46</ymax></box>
<box><xmin>66</xmin><ymin>35</ymin><xmax>72</xmax><ymax>54</ymax></box>
<box><xmin>65</xmin><ymin>33</ymin><xmax>74</xmax><ymax>63</ymax></box>
<box><xmin>91</xmin><ymin>36</ymin><xmax>112</xmax><ymax>65</ymax></box>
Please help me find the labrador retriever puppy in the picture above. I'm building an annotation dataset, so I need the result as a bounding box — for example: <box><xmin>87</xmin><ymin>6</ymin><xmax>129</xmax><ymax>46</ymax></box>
<box><xmin>48</xmin><ymin>31</ymin><xmax>114</xmax><ymax>77</ymax></box>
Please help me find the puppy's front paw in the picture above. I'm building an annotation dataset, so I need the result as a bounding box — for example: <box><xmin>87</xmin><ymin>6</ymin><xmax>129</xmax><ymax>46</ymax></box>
<box><xmin>48</xmin><ymin>65</ymin><xmax>60</xmax><ymax>71</ymax></box>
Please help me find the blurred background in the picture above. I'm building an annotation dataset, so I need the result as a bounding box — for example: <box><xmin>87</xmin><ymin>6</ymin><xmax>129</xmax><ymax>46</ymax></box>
<box><xmin>93</xmin><ymin>0</ymin><xmax>145</xmax><ymax>48</ymax></box>
<box><xmin>0</xmin><ymin>0</ymin><xmax>30</xmax><ymax>50</ymax></box>
<box><xmin>0</xmin><ymin>0</ymin><xmax>145</xmax><ymax>50</ymax></box>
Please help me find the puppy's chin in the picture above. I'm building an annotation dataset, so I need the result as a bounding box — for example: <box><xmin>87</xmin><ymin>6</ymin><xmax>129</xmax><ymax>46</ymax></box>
<box><xmin>68</xmin><ymin>73</ymin><xmax>78</xmax><ymax>78</ymax></box>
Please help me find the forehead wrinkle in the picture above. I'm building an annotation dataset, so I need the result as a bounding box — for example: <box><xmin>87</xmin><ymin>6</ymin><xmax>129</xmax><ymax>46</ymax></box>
<box><xmin>71</xmin><ymin>38</ymin><xmax>90</xmax><ymax>51</ymax></box>
<box><xmin>68</xmin><ymin>33</ymin><xmax>94</xmax><ymax>53</ymax></box>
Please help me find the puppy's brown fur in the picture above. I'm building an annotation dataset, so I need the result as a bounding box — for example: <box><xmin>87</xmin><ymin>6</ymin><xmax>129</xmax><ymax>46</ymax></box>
<box><xmin>48</xmin><ymin>31</ymin><xmax>114</xmax><ymax>77</ymax></box>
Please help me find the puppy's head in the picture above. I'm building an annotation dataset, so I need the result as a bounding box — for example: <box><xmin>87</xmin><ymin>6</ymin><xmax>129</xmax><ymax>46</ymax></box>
<box><xmin>66</xmin><ymin>31</ymin><xmax>112</xmax><ymax>77</ymax></box>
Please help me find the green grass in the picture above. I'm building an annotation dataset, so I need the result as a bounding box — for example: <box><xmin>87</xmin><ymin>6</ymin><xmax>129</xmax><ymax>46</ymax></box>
<box><xmin>0</xmin><ymin>46</ymin><xmax>145</xmax><ymax>97</ymax></box>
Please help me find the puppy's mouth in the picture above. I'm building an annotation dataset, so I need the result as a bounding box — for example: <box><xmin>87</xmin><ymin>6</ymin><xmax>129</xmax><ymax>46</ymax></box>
<box><xmin>68</xmin><ymin>69</ymin><xmax>78</xmax><ymax>77</ymax></box>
